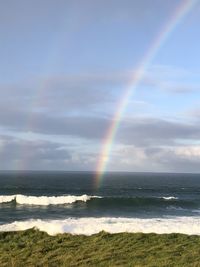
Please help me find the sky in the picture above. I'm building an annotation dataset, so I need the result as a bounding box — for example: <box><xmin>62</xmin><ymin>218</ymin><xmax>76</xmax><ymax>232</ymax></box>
<box><xmin>1</xmin><ymin>0</ymin><xmax>200</xmax><ymax>172</ymax></box>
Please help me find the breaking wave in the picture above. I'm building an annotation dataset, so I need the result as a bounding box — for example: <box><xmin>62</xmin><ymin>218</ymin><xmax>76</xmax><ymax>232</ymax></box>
<box><xmin>161</xmin><ymin>196</ymin><xmax>178</xmax><ymax>200</ymax></box>
<box><xmin>0</xmin><ymin>194</ymin><xmax>100</xmax><ymax>206</ymax></box>
<box><xmin>0</xmin><ymin>216</ymin><xmax>200</xmax><ymax>235</ymax></box>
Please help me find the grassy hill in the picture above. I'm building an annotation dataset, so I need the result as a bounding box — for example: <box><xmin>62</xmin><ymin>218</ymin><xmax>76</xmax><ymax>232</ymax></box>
<box><xmin>0</xmin><ymin>229</ymin><xmax>200</xmax><ymax>266</ymax></box>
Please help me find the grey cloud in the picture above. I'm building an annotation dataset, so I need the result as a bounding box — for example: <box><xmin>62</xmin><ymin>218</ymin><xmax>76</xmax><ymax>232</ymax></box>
<box><xmin>0</xmin><ymin>135</ymin><xmax>97</xmax><ymax>171</ymax></box>
<box><xmin>0</xmin><ymin>107</ymin><xmax>110</xmax><ymax>139</ymax></box>
<box><xmin>1</xmin><ymin>103</ymin><xmax>200</xmax><ymax>146</ymax></box>
<box><xmin>0</xmin><ymin>136</ymin><xmax>70</xmax><ymax>170</ymax></box>
<box><xmin>186</xmin><ymin>108</ymin><xmax>200</xmax><ymax>119</ymax></box>
<box><xmin>0</xmin><ymin>70</ymin><xmax>200</xmax><ymax>147</ymax></box>
<box><xmin>117</xmin><ymin>118</ymin><xmax>200</xmax><ymax>146</ymax></box>
<box><xmin>0</xmin><ymin>73</ymin><xmax>130</xmax><ymax>113</ymax></box>
<box><xmin>0</xmin><ymin>136</ymin><xmax>71</xmax><ymax>161</ymax></box>
<box><xmin>108</xmin><ymin>145</ymin><xmax>200</xmax><ymax>173</ymax></box>
<box><xmin>1</xmin><ymin>135</ymin><xmax>200</xmax><ymax>172</ymax></box>
<box><xmin>143</xmin><ymin>146</ymin><xmax>200</xmax><ymax>173</ymax></box>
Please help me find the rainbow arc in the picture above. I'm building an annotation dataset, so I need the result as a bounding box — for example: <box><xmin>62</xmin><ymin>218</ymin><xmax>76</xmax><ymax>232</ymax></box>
<box><xmin>94</xmin><ymin>0</ymin><xmax>197</xmax><ymax>188</ymax></box>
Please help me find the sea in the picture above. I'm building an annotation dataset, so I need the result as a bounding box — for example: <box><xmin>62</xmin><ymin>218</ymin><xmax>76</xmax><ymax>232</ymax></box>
<box><xmin>0</xmin><ymin>171</ymin><xmax>200</xmax><ymax>235</ymax></box>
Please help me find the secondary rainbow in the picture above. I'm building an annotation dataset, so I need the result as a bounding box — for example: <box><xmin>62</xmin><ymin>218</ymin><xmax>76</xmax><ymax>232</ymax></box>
<box><xmin>94</xmin><ymin>0</ymin><xmax>197</xmax><ymax>188</ymax></box>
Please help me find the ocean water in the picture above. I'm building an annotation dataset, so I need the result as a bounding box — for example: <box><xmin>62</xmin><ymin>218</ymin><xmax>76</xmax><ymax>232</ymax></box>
<box><xmin>0</xmin><ymin>171</ymin><xmax>200</xmax><ymax>235</ymax></box>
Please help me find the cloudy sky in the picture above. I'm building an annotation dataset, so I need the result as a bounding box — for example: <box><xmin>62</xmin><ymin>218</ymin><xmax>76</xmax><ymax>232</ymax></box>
<box><xmin>1</xmin><ymin>0</ymin><xmax>200</xmax><ymax>172</ymax></box>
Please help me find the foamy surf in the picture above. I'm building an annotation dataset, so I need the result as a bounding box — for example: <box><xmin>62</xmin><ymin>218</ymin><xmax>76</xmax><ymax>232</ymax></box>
<box><xmin>1</xmin><ymin>217</ymin><xmax>200</xmax><ymax>236</ymax></box>
<box><xmin>0</xmin><ymin>194</ymin><xmax>100</xmax><ymax>205</ymax></box>
<box><xmin>161</xmin><ymin>196</ymin><xmax>178</xmax><ymax>200</ymax></box>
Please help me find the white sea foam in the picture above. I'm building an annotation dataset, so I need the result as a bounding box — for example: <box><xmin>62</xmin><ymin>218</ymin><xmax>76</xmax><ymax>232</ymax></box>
<box><xmin>0</xmin><ymin>195</ymin><xmax>16</xmax><ymax>203</ymax></box>
<box><xmin>162</xmin><ymin>196</ymin><xmax>178</xmax><ymax>200</ymax></box>
<box><xmin>0</xmin><ymin>217</ymin><xmax>200</xmax><ymax>236</ymax></box>
<box><xmin>0</xmin><ymin>194</ymin><xmax>100</xmax><ymax>205</ymax></box>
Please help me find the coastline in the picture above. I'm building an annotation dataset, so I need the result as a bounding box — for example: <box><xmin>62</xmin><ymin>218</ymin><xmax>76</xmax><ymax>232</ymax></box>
<box><xmin>1</xmin><ymin>229</ymin><xmax>200</xmax><ymax>267</ymax></box>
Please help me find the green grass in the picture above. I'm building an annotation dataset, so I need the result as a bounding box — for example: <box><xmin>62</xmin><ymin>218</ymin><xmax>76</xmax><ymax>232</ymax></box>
<box><xmin>0</xmin><ymin>229</ymin><xmax>200</xmax><ymax>266</ymax></box>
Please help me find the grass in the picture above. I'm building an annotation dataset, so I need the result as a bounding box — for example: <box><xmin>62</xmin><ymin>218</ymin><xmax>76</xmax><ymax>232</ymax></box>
<box><xmin>0</xmin><ymin>229</ymin><xmax>200</xmax><ymax>266</ymax></box>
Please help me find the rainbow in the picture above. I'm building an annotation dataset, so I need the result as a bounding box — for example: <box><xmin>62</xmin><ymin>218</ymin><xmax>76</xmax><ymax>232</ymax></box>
<box><xmin>94</xmin><ymin>0</ymin><xmax>197</xmax><ymax>188</ymax></box>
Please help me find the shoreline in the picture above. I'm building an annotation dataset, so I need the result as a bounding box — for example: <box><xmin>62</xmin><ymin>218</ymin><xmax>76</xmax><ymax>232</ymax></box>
<box><xmin>0</xmin><ymin>229</ymin><xmax>200</xmax><ymax>266</ymax></box>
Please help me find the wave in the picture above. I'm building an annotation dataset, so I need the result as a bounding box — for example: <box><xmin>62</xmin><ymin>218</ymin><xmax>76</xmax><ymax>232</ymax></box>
<box><xmin>0</xmin><ymin>194</ymin><xmax>100</xmax><ymax>205</ymax></box>
<box><xmin>0</xmin><ymin>195</ymin><xmax>16</xmax><ymax>203</ymax></box>
<box><xmin>0</xmin><ymin>195</ymin><xmax>193</xmax><ymax>209</ymax></box>
<box><xmin>161</xmin><ymin>196</ymin><xmax>178</xmax><ymax>200</ymax></box>
<box><xmin>0</xmin><ymin>216</ymin><xmax>200</xmax><ymax>235</ymax></box>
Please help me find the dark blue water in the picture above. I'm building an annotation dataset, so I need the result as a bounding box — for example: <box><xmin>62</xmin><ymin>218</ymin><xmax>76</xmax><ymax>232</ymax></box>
<box><xmin>0</xmin><ymin>171</ymin><xmax>200</xmax><ymax>224</ymax></box>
